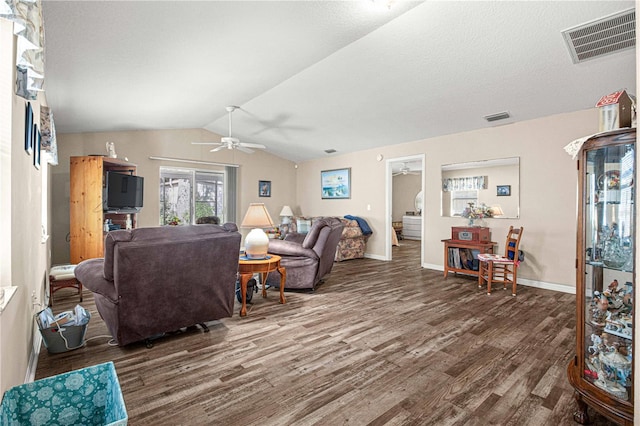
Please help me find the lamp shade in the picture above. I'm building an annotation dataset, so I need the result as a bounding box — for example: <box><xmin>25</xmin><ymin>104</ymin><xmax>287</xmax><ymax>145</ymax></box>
<box><xmin>279</xmin><ymin>205</ymin><xmax>294</xmax><ymax>217</ymax></box>
<box><xmin>490</xmin><ymin>205</ymin><xmax>505</xmax><ymax>216</ymax></box>
<box><xmin>241</xmin><ymin>203</ymin><xmax>274</xmax><ymax>259</ymax></box>
<box><xmin>241</xmin><ymin>203</ymin><xmax>274</xmax><ymax>229</ymax></box>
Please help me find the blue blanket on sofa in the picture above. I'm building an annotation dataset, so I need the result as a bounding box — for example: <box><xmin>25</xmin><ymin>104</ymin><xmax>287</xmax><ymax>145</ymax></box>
<box><xmin>344</xmin><ymin>215</ymin><xmax>372</xmax><ymax>235</ymax></box>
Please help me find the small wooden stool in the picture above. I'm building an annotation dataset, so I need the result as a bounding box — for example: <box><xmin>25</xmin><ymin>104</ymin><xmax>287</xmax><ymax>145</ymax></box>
<box><xmin>49</xmin><ymin>265</ymin><xmax>82</xmax><ymax>307</ymax></box>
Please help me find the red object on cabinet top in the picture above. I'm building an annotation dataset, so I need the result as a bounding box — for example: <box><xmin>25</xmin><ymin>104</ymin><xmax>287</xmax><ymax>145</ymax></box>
<box><xmin>451</xmin><ymin>226</ymin><xmax>490</xmax><ymax>242</ymax></box>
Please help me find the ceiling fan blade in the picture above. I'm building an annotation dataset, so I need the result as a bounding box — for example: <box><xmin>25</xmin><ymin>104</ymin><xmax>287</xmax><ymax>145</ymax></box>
<box><xmin>192</xmin><ymin>142</ymin><xmax>221</xmax><ymax>145</ymax></box>
<box><xmin>239</xmin><ymin>142</ymin><xmax>266</xmax><ymax>149</ymax></box>
<box><xmin>235</xmin><ymin>145</ymin><xmax>255</xmax><ymax>154</ymax></box>
<box><xmin>210</xmin><ymin>145</ymin><xmax>226</xmax><ymax>152</ymax></box>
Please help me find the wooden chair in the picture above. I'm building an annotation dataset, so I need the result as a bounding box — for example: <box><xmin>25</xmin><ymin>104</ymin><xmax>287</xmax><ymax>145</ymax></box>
<box><xmin>392</xmin><ymin>221</ymin><xmax>403</xmax><ymax>240</ymax></box>
<box><xmin>477</xmin><ymin>226</ymin><xmax>524</xmax><ymax>296</ymax></box>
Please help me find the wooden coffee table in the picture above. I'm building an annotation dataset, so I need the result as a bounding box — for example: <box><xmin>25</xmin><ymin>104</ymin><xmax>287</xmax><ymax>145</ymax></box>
<box><xmin>238</xmin><ymin>254</ymin><xmax>286</xmax><ymax>317</ymax></box>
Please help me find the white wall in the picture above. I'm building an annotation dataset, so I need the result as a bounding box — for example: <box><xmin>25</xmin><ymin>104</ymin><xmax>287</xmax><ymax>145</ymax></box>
<box><xmin>0</xmin><ymin>19</ymin><xmax>50</xmax><ymax>395</ymax></box>
<box><xmin>392</xmin><ymin>173</ymin><xmax>421</xmax><ymax>220</ymax></box>
<box><xmin>297</xmin><ymin>109</ymin><xmax>600</xmax><ymax>290</ymax></box>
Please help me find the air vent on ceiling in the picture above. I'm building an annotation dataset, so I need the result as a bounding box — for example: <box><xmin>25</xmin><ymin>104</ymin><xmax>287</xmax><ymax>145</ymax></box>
<box><xmin>562</xmin><ymin>8</ymin><xmax>635</xmax><ymax>64</ymax></box>
<box><xmin>484</xmin><ymin>111</ymin><xmax>511</xmax><ymax>122</ymax></box>
<box><xmin>324</xmin><ymin>149</ymin><xmax>337</xmax><ymax>154</ymax></box>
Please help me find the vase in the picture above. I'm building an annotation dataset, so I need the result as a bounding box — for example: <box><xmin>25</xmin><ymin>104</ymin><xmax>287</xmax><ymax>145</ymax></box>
<box><xmin>468</xmin><ymin>218</ymin><xmax>475</xmax><ymax>227</ymax></box>
<box><xmin>603</xmin><ymin>235</ymin><xmax>629</xmax><ymax>269</ymax></box>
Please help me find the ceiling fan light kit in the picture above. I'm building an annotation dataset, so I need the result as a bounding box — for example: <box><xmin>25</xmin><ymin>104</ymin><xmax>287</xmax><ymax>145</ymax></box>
<box><xmin>193</xmin><ymin>106</ymin><xmax>266</xmax><ymax>154</ymax></box>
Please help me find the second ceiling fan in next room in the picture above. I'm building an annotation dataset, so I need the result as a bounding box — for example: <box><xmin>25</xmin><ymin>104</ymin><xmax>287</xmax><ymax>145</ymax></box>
<box><xmin>392</xmin><ymin>163</ymin><xmax>420</xmax><ymax>176</ymax></box>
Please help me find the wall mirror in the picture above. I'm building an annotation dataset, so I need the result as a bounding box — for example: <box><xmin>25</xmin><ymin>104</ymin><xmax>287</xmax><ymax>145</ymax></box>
<box><xmin>441</xmin><ymin>157</ymin><xmax>520</xmax><ymax>218</ymax></box>
<box><xmin>415</xmin><ymin>190</ymin><xmax>423</xmax><ymax>215</ymax></box>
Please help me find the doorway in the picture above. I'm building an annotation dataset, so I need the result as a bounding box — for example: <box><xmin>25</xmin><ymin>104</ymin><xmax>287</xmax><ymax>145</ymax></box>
<box><xmin>385</xmin><ymin>154</ymin><xmax>425</xmax><ymax>263</ymax></box>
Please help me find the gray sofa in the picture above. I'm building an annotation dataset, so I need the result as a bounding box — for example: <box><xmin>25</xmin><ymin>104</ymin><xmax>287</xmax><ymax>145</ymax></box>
<box><xmin>75</xmin><ymin>224</ymin><xmax>241</xmax><ymax>346</ymax></box>
<box><xmin>266</xmin><ymin>217</ymin><xmax>344</xmax><ymax>290</ymax></box>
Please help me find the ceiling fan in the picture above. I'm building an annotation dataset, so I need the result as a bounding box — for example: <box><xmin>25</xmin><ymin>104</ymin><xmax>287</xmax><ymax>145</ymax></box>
<box><xmin>393</xmin><ymin>163</ymin><xmax>421</xmax><ymax>176</ymax></box>
<box><xmin>192</xmin><ymin>106</ymin><xmax>266</xmax><ymax>154</ymax></box>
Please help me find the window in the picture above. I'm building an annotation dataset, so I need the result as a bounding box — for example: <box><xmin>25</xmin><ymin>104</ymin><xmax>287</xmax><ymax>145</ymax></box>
<box><xmin>159</xmin><ymin>167</ymin><xmax>228</xmax><ymax>225</ymax></box>
<box><xmin>451</xmin><ymin>190</ymin><xmax>477</xmax><ymax>216</ymax></box>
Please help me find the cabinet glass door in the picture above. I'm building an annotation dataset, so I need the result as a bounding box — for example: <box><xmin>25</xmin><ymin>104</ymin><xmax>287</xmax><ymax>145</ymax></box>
<box><xmin>583</xmin><ymin>141</ymin><xmax>634</xmax><ymax>401</ymax></box>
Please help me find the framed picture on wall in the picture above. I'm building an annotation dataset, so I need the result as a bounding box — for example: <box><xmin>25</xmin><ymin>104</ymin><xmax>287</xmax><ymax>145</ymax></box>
<box><xmin>497</xmin><ymin>185</ymin><xmax>511</xmax><ymax>196</ymax></box>
<box><xmin>33</xmin><ymin>128</ymin><xmax>41</xmax><ymax>170</ymax></box>
<box><xmin>321</xmin><ymin>168</ymin><xmax>351</xmax><ymax>199</ymax></box>
<box><xmin>24</xmin><ymin>102</ymin><xmax>33</xmax><ymax>155</ymax></box>
<box><xmin>259</xmin><ymin>180</ymin><xmax>271</xmax><ymax>197</ymax></box>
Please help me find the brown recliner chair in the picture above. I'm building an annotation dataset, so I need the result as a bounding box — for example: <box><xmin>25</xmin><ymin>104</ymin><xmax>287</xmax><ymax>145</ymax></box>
<box><xmin>266</xmin><ymin>217</ymin><xmax>344</xmax><ymax>290</ymax></box>
<box><xmin>75</xmin><ymin>224</ymin><xmax>241</xmax><ymax>346</ymax></box>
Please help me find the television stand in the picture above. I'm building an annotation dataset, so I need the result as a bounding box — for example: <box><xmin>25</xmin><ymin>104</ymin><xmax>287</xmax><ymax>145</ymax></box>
<box><xmin>70</xmin><ymin>156</ymin><xmax>139</xmax><ymax>263</ymax></box>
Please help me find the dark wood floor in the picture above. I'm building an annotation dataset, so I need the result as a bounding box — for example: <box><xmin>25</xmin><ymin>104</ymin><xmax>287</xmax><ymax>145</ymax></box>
<box><xmin>36</xmin><ymin>240</ymin><xmax>617</xmax><ymax>425</ymax></box>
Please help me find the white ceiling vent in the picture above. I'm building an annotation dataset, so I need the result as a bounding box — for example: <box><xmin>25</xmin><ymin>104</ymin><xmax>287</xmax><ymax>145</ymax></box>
<box><xmin>562</xmin><ymin>9</ymin><xmax>635</xmax><ymax>64</ymax></box>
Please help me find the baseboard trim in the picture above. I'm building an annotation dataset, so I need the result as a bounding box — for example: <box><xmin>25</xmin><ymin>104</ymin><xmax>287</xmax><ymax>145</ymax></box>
<box><xmin>364</xmin><ymin>253</ymin><xmax>387</xmax><ymax>261</ymax></box>
<box><xmin>25</xmin><ymin>332</ymin><xmax>42</xmax><ymax>383</ymax></box>
<box><xmin>422</xmin><ymin>265</ymin><xmax>575</xmax><ymax>294</ymax></box>
<box><xmin>518</xmin><ymin>278</ymin><xmax>575</xmax><ymax>294</ymax></box>
<box><xmin>423</xmin><ymin>263</ymin><xmax>442</xmax><ymax>271</ymax></box>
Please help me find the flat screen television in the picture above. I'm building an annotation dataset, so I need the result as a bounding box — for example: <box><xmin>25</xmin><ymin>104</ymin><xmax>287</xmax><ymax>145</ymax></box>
<box><xmin>104</xmin><ymin>172</ymin><xmax>144</xmax><ymax>212</ymax></box>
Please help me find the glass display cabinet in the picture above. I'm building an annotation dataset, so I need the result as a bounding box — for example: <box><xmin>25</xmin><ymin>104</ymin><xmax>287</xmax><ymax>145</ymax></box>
<box><xmin>567</xmin><ymin>128</ymin><xmax>635</xmax><ymax>425</ymax></box>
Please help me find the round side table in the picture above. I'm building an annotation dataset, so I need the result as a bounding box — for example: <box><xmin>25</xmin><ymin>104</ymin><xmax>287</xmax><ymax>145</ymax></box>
<box><xmin>238</xmin><ymin>254</ymin><xmax>286</xmax><ymax>317</ymax></box>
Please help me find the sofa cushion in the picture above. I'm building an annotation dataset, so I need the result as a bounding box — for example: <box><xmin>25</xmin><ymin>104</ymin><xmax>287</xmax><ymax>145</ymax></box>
<box><xmin>341</xmin><ymin>221</ymin><xmax>363</xmax><ymax>239</ymax></box>
<box><xmin>295</xmin><ymin>217</ymin><xmax>312</xmax><ymax>234</ymax></box>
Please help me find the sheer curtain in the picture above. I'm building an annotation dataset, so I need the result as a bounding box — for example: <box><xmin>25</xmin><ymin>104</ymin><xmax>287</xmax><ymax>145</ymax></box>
<box><xmin>224</xmin><ymin>166</ymin><xmax>237</xmax><ymax>224</ymax></box>
<box><xmin>442</xmin><ymin>176</ymin><xmax>486</xmax><ymax>192</ymax></box>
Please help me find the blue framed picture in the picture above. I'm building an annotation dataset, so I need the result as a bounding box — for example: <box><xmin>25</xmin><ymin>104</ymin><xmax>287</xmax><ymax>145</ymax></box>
<box><xmin>24</xmin><ymin>102</ymin><xmax>33</xmax><ymax>155</ymax></box>
<box><xmin>259</xmin><ymin>180</ymin><xmax>271</xmax><ymax>197</ymax></box>
<box><xmin>321</xmin><ymin>168</ymin><xmax>351</xmax><ymax>199</ymax></box>
<box><xmin>497</xmin><ymin>185</ymin><xmax>511</xmax><ymax>196</ymax></box>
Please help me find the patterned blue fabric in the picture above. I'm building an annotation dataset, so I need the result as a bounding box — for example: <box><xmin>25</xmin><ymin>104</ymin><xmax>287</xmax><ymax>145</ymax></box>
<box><xmin>0</xmin><ymin>362</ymin><xmax>127</xmax><ymax>425</ymax></box>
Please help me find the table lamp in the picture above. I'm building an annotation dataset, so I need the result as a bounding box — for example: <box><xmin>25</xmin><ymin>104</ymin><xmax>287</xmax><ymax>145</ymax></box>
<box><xmin>279</xmin><ymin>205</ymin><xmax>294</xmax><ymax>225</ymax></box>
<box><xmin>490</xmin><ymin>205</ymin><xmax>505</xmax><ymax>217</ymax></box>
<box><xmin>241</xmin><ymin>203</ymin><xmax>274</xmax><ymax>259</ymax></box>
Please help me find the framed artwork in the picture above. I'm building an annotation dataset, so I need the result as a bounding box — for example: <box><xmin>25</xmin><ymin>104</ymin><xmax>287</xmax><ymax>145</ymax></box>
<box><xmin>321</xmin><ymin>168</ymin><xmax>351</xmax><ymax>199</ymax></box>
<box><xmin>259</xmin><ymin>180</ymin><xmax>271</xmax><ymax>197</ymax></box>
<box><xmin>497</xmin><ymin>185</ymin><xmax>511</xmax><ymax>196</ymax></box>
<box><xmin>33</xmin><ymin>127</ymin><xmax>41</xmax><ymax>170</ymax></box>
<box><xmin>24</xmin><ymin>102</ymin><xmax>33</xmax><ymax>155</ymax></box>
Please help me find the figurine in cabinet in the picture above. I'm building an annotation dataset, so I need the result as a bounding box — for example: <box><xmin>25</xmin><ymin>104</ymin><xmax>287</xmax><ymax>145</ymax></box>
<box><xmin>590</xmin><ymin>292</ymin><xmax>609</xmax><ymax>326</ymax></box>
<box><xmin>592</xmin><ymin>339</ymin><xmax>631</xmax><ymax>400</ymax></box>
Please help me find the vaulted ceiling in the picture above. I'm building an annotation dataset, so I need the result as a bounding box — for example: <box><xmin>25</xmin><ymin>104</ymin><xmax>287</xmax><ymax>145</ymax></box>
<box><xmin>42</xmin><ymin>1</ymin><xmax>636</xmax><ymax>163</ymax></box>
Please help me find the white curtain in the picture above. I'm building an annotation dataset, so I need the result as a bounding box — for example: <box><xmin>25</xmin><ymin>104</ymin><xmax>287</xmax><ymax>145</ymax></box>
<box><xmin>442</xmin><ymin>176</ymin><xmax>486</xmax><ymax>192</ymax></box>
<box><xmin>1</xmin><ymin>0</ymin><xmax>44</xmax><ymax>99</ymax></box>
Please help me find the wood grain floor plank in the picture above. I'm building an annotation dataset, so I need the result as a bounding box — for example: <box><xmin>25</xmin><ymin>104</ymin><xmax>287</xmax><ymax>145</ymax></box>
<box><xmin>35</xmin><ymin>240</ymin><xmax>617</xmax><ymax>425</ymax></box>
